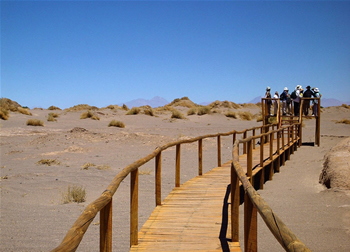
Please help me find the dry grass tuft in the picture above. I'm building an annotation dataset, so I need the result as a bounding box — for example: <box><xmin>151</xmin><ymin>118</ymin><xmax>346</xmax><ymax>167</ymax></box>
<box><xmin>36</xmin><ymin>159</ymin><xmax>60</xmax><ymax>166</ymax></box>
<box><xmin>108</xmin><ymin>120</ymin><xmax>125</xmax><ymax>128</ymax></box>
<box><xmin>239</xmin><ymin>111</ymin><xmax>253</xmax><ymax>121</ymax></box>
<box><xmin>81</xmin><ymin>162</ymin><xmax>111</xmax><ymax>170</ymax></box>
<box><xmin>96</xmin><ymin>165</ymin><xmax>111</xmax><ymax>170</ymax></box>
<box><xmin>168</xmin><ymin>97</ymin><xmax>197</xmax><ymax>108</ymax></box>
<box><xmin>341</xmin><ymin>104</ymin><xmax>350</xmax><ymax>109</ymax></box>
<box><xmin>141</xmin><ymin>106</ymin><xmax>154</xmax><ymax>116</ymax></box>
<box><xmin>61</xmin><ymin>185</ymin><xmax>86</xmax><ymax>204</ymax></box>
<box><xmin>187</xmin><ymin>107</ymin><xmax>197</xmax><ymax>115</ymax></box>
<box><xmin>336</xmin><ymin>119</ymin><xmax>350</xmax><ymax>124</ymax></box>
<box><xmin>171</xmin><ymin>109</ymin><xmax>186</xmax><ymax>119</ymax></box>
<box><xmin>80</xmin><ymin>110</ymin><xmax>100</xmax><ymax>120</ymax></box>
<box><xmin>26</xmin><ymin>119</ymin><xmax>44</xmax><ymax>126</ymax></box>
<box><xmin>81</xmin><ymin>162</ymin><xmax>95</xmax><ymax>170</ymax></box>
<box><xmin>18</xmin><ymin>107</ymin><xmax>32</xmax><ymax>115</ymax></box>
<box><xmin>122</xmin><ymin>104</ymin><xmax>129</xmax><ymax>111</ymax></box>
<box><xmin>154</xmin><ymin>105</ymin><xmax>175</xmax><ymax>114</ymax></box>
<box><xmin>208</xmin><ymin>100</ymin><xmax>241</xmax><ymax>109</ymax></box>
<box><xmin>0</xmin><ymin>98</ymin><xmax>21</xmax><ymax>112</ymax></box>
<box><xmin>268</xmin><ymin>117</ymin><xmax>278</xmax><ymax>124</ymax></box>
<box><xmin>225</xmin><ymin>111</ymin><xmax>237</xmax><ymax>119</ymax></box>
<box><xmin>256</xmin><ymin>115</ymin><xmax>263</xmax><ymax>122</ymax></box>
<box><xmin>0</xmin><ymin>107</ymin><xmax>9</xmax><ymax>120</ymax></box>
<box><xmin>126</xmin><ymin>107</ymin><xmax>141</xmax><ymax>115</ymax></box>
<box><xmin>47</xmin><ymin>112</ymin><xmax>59</xmax><ymax>122</ymax></box>
<box><xmin>197</xmin><ymin>106</ymin><xmax>211</xmax><ymax>116</ymax></box>
<box><xmin>66</xmin><ymin>104</ymin><xmax>99</xmax><ymax>112</ymax></box>
<box><xmin>48</xmin><ymin>106</ymin><xmax>61</xmax><ymax>110</ymax></box>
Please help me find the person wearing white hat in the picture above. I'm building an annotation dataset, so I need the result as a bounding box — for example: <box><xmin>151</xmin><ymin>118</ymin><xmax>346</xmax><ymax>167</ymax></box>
<box><xmin>292</xmin><ymin>85</ymin><xmax>302</xmax><ymax>116</ymax></box>
<box><xmin>312</xmin><ymin>88</ymin><xmax>321</xmax><ymax>116</ymax></box>
<box><xmin>280</xmin><ymin>87</ymin><xmax>290</xmax><ymax>115</ymax></box>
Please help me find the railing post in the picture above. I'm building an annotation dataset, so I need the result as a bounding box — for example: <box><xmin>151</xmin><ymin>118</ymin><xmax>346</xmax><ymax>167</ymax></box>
<box><xmin>316</xmin><ymin>98</ymin><xmax>321</xmax><ymax>146</ymax></box>
<box><xmin>259</xmin><ymin>134</ymin><xmax>264</xmax><ymax>189</ymax></box>
<box><xmin>130</xmin><ymin>168</ymin><xmax>139</xmax><ymax>246</ymax></box>
<box><xmin>244</xmin><ymin>193</ymin><xmax>257</xmax><ymax>252</ymax></box>
<box><xmin>155</xmin><ymin>152</ymin><xmax>162</xmax><ymax>206</ymax></box>
<box><xmin>217</xmin><ymin>135</ymin><xmax>222</xmax><ymax>167</ymax></box>
<box><xmin>247</xmin><ymin>139</ymin><xmax>253</xmax><ymax>184</ymax></box>
<box><xmin>243</xmin><ymin>131</ymin><xmax>247</xmax><ymax>154</ymax></box>
<box><xmin>198</xmin><ymin>139</ymin><xmax>203</xmax><ymax>176</ymax></box>
<box><xmin>252</xmin><ymin>129</ymin><xmax>256</xmax><ymax>149</ymax></box>
<box><xmin>231</xmin><ymin>162</ymin><xmax>239</xmax><ymax>242</ymax></box>
<box><xmin>276</xmin><ymin>130</ymin><xmax>280</xmax><ymax>173</ymax></box>
<box><xmin>281</xmin><ymin>128</ymin><xmax>286</xmax><ymax>166</ymax></box>
<box><xmin>175</xmin><ymin>144</ymin><xmax>181</xmax><ymax>187</ymax></box>
<box><xmin>100</xmin><ymin>198</ymin><xmax>112</xmax><ymax>252</ymax></box>
<box><xmin>269</xmin><ymin>132</ymin><xmax>274</xmax><ymax>180</ymax></box>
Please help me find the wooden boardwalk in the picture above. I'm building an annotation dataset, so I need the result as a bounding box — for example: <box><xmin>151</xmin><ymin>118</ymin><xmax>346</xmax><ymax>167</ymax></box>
<box><xmin>130</xmin><ymin>138</ymin><xmax>296</xmax><ymax>252</ymax></box>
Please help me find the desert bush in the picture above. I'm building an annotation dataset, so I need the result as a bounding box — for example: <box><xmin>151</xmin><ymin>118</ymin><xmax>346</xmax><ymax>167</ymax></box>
<box><xmin>26</xmin><ymin>119</ymin><xmax>44</xmax><ymax>126</ymax></box>
<box><xmin>171</xmin><ymin>109</ymin><xmax>186</xmax><ymax>119</ymax></box>
<box><xmin>341</xmin><ymin>104</ymin><xmax>350</xmax><ymax>109</ymax></box>
<box><xmin>197</xmin><ymin>106</ymin><xmax>211</xmax><ymax>116</ymax></box>
<box><xmin>336</xmin><ymin>119</ymin><xmax>350</xmax><ymax>124</ymax></box>
<box><xmin>81</xmin><ymin>162</ymin><xmax>95</xmax><ymax>170</ymax></box>
<box><xmin>187</xmin><ymin>107</ymin><xmax>197</xmax><ymax>115</ymax></box>
<box><xmin>66</xmin><ymin>104</ymin><xmax>99</xmax><ymax>112</ymax></box>
<box><xmin>256</xmin><ymin>115</ymin><xmax>263</xmax><ymax>122</ymax></box>
<box><xmin>225</xmin><ymin>111</ymin><xmax>237</xmax><ymax>119</ymax></box>
<box><xmin>61</xmin><ymin>185</ymin><xmax>86</xmax><ymax>204</ymax></box>
<box><xmin>268</xmin><ymin>117</ymin><xmax>277</xmax><ymax>124</ymax></box>
<box><xmin>239</xmin><ymin>111</ymin><xmax>253</xmax><ymax>121</ymax></box>
<box><xmin>18</xmin><ymin>107</ymin><xmax>32</xmax><ymax>116</ymax></box>
<box><xmin>48</xmin><ymin>106</ymin><xmax>61</xmax><ymax>110</ymax></box>
<box><xmin>0</xmin><ymin>98</ymin><xmax>21</xmax><ymax>112</ymax></box>
<box><xmin>47</xmin><ymin>112</ymin><xmax>59</xmax><ymax>122</ymax></box>
<box><xmin>126</xmin><ymin>107</ymin><xmax>141</xmax><ymax>115</ymax></box>
<box><xmin>108</xmin><ymin>119</ymin><xmax>125</xmax><ymax>128</ymax></box>
<box><xmin>80</xmin><ymin>110</ymin><xmax>100</xmax><ymax>120</ymax></box>
<box><xmin>142</xmin><ymin>106</ymin><xmax>154</xmax><ymax>116</ymax></box>
<box><xmin>122</xmin><ymin>104</ymin><xmax>129</xmax><ymax>111</ymax></box>
<box><xmin>0</xmin><ymin>108</ymin><xmax>9</xmax><ymax>120</ymax></box>
<box><xmin>36</xmin><ymin>159</ymin><xmax>60</xmax><ymax>166</ymax></box>
<box><xmin>168</xmin><ymin>97</ymin><xmax>196</xmax><ymax>108</ymax></box>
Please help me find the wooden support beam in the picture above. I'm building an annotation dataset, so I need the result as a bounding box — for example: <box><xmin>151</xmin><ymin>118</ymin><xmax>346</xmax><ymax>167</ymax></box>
<box><xmin>130</xmin><ymin>169</ymin><xmax>138</xmax><ymax>246</ymax></box>
<box><xmin>175</xmin><ymin>144</ymin><xmax>181</xmax><ymax>187</ymax></box>
<box><xmin>217</xmin><ymin>135</ymin><xmax>222</xmax><ymax>167</ymax></box>
<box><xmin>100</xmin><ymin>198</ymin><xmax>112</xmax><ymax>252</ymax></box>
<box><xmin>198</xmin><ymin>139</ymin><xmax>203</xmax><ymax>176</ymax></box>
<box><xmin>155</xmin><ymin>152</ymin><xmax>162</xmax><ymax>206</ymax></box>
<box><xmin>244</xmin><ymin>193</ymin><xmax>257</xmax><ymax>252</ymax></box>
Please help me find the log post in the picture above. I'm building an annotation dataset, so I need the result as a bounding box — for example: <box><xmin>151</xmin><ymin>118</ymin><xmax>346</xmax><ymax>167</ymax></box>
<box><xmin>198</xmin><ymin>139</ymin><xmax>203</xmax><ymax>176</ymax></box>
<box><xmin>276</xmin><ymin>130</ymin><xmax>280</xmax><ymax>173</ymax></box>
<box><xmin>281</xmin><ymin>128</ymin><xmax>285</xmax><ymax>166</ymax></box>
<box><xmin>243</xmin><ymin>131</ymin><xmax>247</xmax><ymax>154</ymax></box>
<box><xmin>269</xmin><ymin>133</ymin><xmax>273</xmax><ymax>180</ymax></box>
<box><xmin>252</xmin><ymin>129</ymin><xmax>256</xmax><ymax>149</ymax></box>
<box><xmin>130</xmin><ymin>168</ymin><xmax>139</xmax><ymax>246</ymax></box>
<box><xmin>217</xmin><ymin>135</ymin><xmax>222</xmax><ymax>167</ymax></box>
<box><xmin>231</xmin><ymin>162</ymin><xmax>239</xmax><ymax>242</ymax></box>
<box><xmin>259</xmin><ymin>135</ymin><xmax>264</xmax><ymax>189</ymax></box>
<box><xmin>244</xmin><ymin>193</ymin><xmax>257</xmax><ymax>252</ymax></box>
<box><xmin>175</xmin><ymin>144</ymin><xmax>181</xmax><ymax>187</ymax></box>
<box><xmin>155</xmin><ymin>152</ymin><xmax>162</xmax><ymax>206</ymax></box>
<box><xmin>100</xmin><ymin>198</ymin><xmax>112</xmax><ymax>252</ymax></box>
<box><xmin>247</xmin><ymin>139</ymin><xmax>253</xmax><ymax>184</ymax></box>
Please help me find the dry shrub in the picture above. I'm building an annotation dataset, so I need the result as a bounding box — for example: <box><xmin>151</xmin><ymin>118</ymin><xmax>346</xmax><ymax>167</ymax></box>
<box><xmin>81</xmin><ymin>162</ymin><xmax>95</xmax><ymax>170</ymax></box>
<box><xmin>48</xmin><ymin>106</ymin><xmax>61</xmax><ymax>110</ymax></box>
<box><xmin>0</xmin><ymin>98</ymin><xmax>21</xmax><ymax>112</ymax></box>
<box><xmin>197</xmin><ymin>106</ymin><xmax>211</xmax><ymax>116</ymax></box>
<box><xmin>239</xmin><ymin>111</ymin><xmax>253</xmax><ymax>121</ymax></box>
<box><xmin>341</xmin><ymin>104</ymin><xmax>350</xmax><ymax>109</ymax></box>
<box><xmin>47</xmin><ymin>112</ymin><xmax>59</xmax><ymax>122</ymax></box>
<box><xmin>141</xmin><ymin>106</ymin><xmax>154</xmax><ymax>116</ymax></box>
<box><xmin>81</xmin><ymin>162</ymin><xmax>110</xmax><ymax>170</ymax></box>
<box><xmin>208</xmin><ymin>100</ymin><xmax>241</xmax><ymax>109</ymax></box>
<box><xmin>66</xmin><ymin>104</ymin><xmax>99</xmax><ymax>112</ymax></box>
<box><xmin>18</xmin><ymin>107</ymin><xmax>32</xmax><ymax>115</ymax></box>
<box><xmin>61</xmin><ymin>185</ymin><xmax>86</xmax><ymax>203</ymax></box>
<box><xmin>36</xmin><ymin>159</ymin><xmax>60</xmax><ymax>166</ymax></box>
<box><xmin>80</xmin><ymin>110</ymin><xmax>100</xmax><ymax>120</ymax></box>
<box><xmin>122</xmin><ymin>104</ymin><xmax>129</xmax><ymax>111</ymax></box>
<box><xmin>171</xmin><ymin>109</ymin><xmax>186</xmax><ymax>119</ymax></box>
<box><xmin>0</xmin><ymin>107</ymin><xmax>9</xmax><ymax>120</ymax></box>
<box><xmin>126</xmin><ymin>107</ymin><xmax>140</xmax><ymax>115</ymax></box>
<box><xmin>225</xmin><ymin>111</ymin><xmax>237</xmax><ymax>119</ymax></box>
<box><xmin>155</xmin><ymin>105</ymin><xmax>175</xmax><ymax>114</ymax></box>
<box><xmin>106</xmin><ymin>105</ymin><xmax>115</xmax><ymax>110</ymax></box>
<box><xmin>241</xmin><ymin>103</ymin><xmax>259</xmax><ymax>109</ymax></box>
<box><xmin>168</xmin><ymin>97</ymin><xmax>196</xmax><ymax>108</ymax></box>
<box><xmin>27</xmin><ymin>119</ymin><xmax>44</xmax><ymax>126</ymax></box>
<box><xmin>96</xmin><ymin>165</ymin><xmax>111</xmax><ymax>170</ymax></box>
<box><xmin>268</xmin><ymin>117</ymin><xmax>277</xmax><ymax>124</ymax></box>
<box><xmin>187</xmin><ymin>107</ymin><xmax>197</xmax><ymax>115</ymax></box>
<box><xmin>108</xmin><ymin>120</ymin><xmax>125</xmax><ymax>128</ymax></box>
<box><xmin>336</xmin><ymin>119</ymin><xmax>350</xmax><ymax>124</ymax></box>
<box><xmin>256</xmin><ymin>115</ymin><xmax>263</xmax><ymax>122</ymax></box>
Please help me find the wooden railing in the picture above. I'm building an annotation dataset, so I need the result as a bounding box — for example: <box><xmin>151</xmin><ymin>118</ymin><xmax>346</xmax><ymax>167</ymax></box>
<box><xmin>230</xmin><ymin>123</ymin><xmax>311</xmax><ymax>251</ymax></box>
<box><xmin>51</xmin><ymin>123</ymin><xmax>281</xmax><ymax>252</ymax></box>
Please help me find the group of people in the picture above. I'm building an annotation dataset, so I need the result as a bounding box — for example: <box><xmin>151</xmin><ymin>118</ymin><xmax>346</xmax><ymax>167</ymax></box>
<box><xmin>265</xmin><ymin>85</ymin><xmax>321</xmax><ymax>117</ymax></box>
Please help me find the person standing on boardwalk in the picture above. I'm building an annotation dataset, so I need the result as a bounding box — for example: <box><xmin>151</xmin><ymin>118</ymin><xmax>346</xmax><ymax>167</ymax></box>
<box><xmin>280</xmin><ymin>87</ymin><xmax>290</xmax><ymax>115</ymax></box>
<box><xmin>302</xmin><ymin>85</ymin><xmax>314</xmax><ymax>116</ymax></box>
<box><xmin>265</xmin><ymin>86</ymin><xmax>272</xmax><ymax>115</ymax></box>
<box><xmin>313</xmin><ymin>88</ymin><xmax>321</xmax><ymax>116</ymax></box>
<box><xmin>273</xmin><ymin>91</ymin><xmax>279</xmax><ymax>116</ymax></box>
<box><xmin>292</xmin><ymin>85</ymin><xmax>302</xmax><ymax>116</ymax></box>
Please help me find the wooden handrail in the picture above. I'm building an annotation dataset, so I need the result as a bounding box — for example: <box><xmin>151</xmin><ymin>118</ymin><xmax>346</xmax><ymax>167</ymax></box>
<box><xmin>51</xmin><ymin>123</ymin><xmax>279</xmax><ymax>251</ymax></box>
<box><xmin>231</xmin><ymin>141</ymin><xmax>311</xmax><ymax>252</ymax></box>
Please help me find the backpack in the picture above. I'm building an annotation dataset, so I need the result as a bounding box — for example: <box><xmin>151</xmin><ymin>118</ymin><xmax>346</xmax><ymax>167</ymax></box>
<box><xmin>291</xmin><ymin>90</ymin><xmax>297</xmax><ymax>99</ymax></box>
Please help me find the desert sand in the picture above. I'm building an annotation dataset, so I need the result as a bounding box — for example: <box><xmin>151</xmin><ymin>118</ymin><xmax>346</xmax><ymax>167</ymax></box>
<box><xmin>1</xmin><ymin>101</ymin><xmax>349</xmax><ymax>251</ymax></box>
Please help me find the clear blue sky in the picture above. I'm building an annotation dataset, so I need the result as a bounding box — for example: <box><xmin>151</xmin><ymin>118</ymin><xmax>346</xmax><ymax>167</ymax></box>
<box><xmin>2</xmin><ymin>1</ymin><xmax>350</xmax><ymax>109</ymax></box>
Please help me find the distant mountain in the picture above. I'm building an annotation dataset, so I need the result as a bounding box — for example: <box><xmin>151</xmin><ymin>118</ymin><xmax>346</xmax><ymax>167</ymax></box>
<box><xmin>121</xmin><ymin>96</ymin><xmax>169</xmax><ymax>108</ymax></box>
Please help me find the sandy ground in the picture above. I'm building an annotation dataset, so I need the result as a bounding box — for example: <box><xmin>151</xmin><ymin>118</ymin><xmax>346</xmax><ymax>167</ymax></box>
<box><xmin>0</xmin><ymin>105</ymin><xmax>349</xmax><ymax>251</ymax></box>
